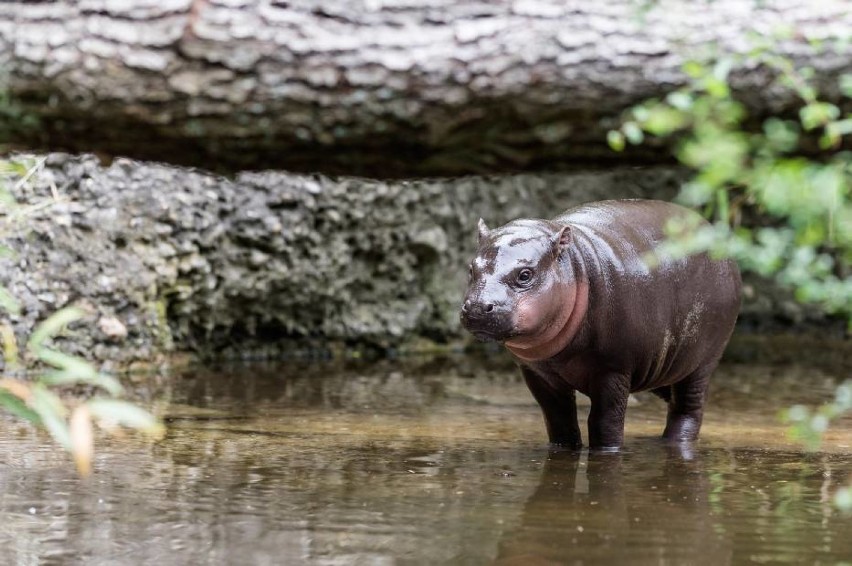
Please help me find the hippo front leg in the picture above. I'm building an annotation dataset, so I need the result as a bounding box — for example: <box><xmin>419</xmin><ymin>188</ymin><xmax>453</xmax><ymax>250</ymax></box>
<box><xmin>521</xmin><ymin>367</ymin><xmax>582</xmax><ymax>449</ymax></box>
<box><xmin>587</xmin><ymin>375</ymin><xmax>630</xmax><ymax>450</ymax></box>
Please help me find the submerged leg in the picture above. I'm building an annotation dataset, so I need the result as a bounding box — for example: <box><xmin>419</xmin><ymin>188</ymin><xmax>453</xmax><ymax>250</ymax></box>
<box><xmin>663</xmin><ymin>361</ymin><xmax>718</xmax><ymax>442</ymax></box>
<box><xmin>587</xmin><ymin>375</ymin><xmax>631</xmax><ymax>450</ymax></box>
<box><xmin>521</xmin><ymin>367</ymin><xmax>582</xmax><ymax>449</ymax></box>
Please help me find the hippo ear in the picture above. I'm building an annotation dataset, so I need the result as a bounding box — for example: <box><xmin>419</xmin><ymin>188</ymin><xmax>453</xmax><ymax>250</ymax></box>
<box><xmin>477</xmin><ymin>218</ymin><xmax>490</xmax><ymax>243</ymax></box>
<box><xmin>553</xmin><ymin>225</ymin><xmax>572</xmax><ymax>250</ymax></box>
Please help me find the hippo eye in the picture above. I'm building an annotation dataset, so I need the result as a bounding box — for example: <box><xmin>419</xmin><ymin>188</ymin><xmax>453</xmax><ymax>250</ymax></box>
<box><xmin>516</xmin><ymin>268</ymin><xmax>534</xmax><ymax>286</ymax></box>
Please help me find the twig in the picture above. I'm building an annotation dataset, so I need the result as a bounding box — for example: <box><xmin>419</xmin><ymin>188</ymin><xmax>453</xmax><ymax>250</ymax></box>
<box><xmin>12</xmin><ymin>156</ymin><xmax>46</xmax><ymax>192</ymax></box>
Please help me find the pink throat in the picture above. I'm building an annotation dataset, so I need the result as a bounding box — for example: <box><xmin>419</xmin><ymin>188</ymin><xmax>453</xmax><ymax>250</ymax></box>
<box><xmin>504</xmin><ymin>282</ymin><xmax>589</xmax><ymax>362</ymax></box>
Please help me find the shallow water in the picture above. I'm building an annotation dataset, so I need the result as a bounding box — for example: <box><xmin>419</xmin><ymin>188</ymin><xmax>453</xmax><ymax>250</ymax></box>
<box><xmin>1</xmin><ymin>347</ymin><xmax>851</xmax><ymax>565</ymax></box>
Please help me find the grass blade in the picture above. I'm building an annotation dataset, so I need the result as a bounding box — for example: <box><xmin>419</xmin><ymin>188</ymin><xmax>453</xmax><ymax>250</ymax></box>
<box><xmin>0</xmin><ymin>286</ymin><xmax>20</xmax><ymax>316</ymax></box>
<box><xmin>69</xmin><ymin>406</ymin><xmax>94</xmax><ymax>476</ymax></box>
<box><xmin>0</xmin><ymin>387</ymin><xmax>40</xmax><ymax>424</ymax></box>
<box><xmin>29</xmin><ymin>386</ymin><xmax>71</xmax><ymax>450</ymax></box>
<box><xmin>28</xmin><ymin>307</ymin><xmax>86</xmax><ymax>352</ymax></box>
<box><xmin>87</xmin><ymin>399</ymin><xmax>165</xmax><ymax>439</ymax></box>
<box><xmin>0</xmin><ymin>323</ymin><xmax>19</xmax><ymax>369</ymax></box>
<box><xmin>38</xmin><ymin>348</ymin><xmax>124</xmax><ymax>396</ymax></box>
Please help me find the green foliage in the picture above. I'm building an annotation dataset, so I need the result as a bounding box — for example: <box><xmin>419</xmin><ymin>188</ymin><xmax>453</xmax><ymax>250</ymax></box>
<box><xmin>609</xmin><ymin>49</ymin><xmax>851</xmax><ymax>325</ymax></box>
<box><xmin>781</xmin><ymin>381</ymin><xmax>852</xmax><ymax>514</ymax></box>
<box><xmin>0</xmin><ymin>159</ymin><xmax>165</xmax><ymax>476</ymax></box>
<box><xmin>782</xmin><ymin>381</ymin><xmax>852</xmax><ymax>452</ymax></box>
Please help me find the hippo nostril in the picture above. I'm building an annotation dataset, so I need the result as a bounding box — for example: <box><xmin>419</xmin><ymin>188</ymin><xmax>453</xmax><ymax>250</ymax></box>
<box><xmin>462</xmin><ymin>301</ymin><xmax>470</xmax><ymax>312</ymax></box>
<box><xmin>484</xmin><ymin>303</ymin><xmax>494</xmax><ymax>313</ymax></box>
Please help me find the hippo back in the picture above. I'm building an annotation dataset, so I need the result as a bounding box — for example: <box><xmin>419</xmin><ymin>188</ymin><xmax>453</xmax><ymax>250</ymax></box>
<box><xmin>554</xmin><ymin>200</ymin><xmax>741</xmax><ymax>391</ymax></box>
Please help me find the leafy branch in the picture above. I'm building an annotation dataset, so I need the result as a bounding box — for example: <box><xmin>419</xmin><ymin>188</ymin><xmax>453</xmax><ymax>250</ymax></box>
<box><xmin>781</xmin><ymin>381</ymin><xmax>852</xmax><ymax>514</ymax></box>
<box><xmin>609</xmin><ymin>45</ymin><xmax>851</xmax><ymax>324</ymax></box>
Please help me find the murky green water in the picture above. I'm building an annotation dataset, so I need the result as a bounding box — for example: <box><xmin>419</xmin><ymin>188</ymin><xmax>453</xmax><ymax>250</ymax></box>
<box><xmin>1</xmin><ymin>345</ymin><xmax>851</xmax><ymax>565</ymax></box>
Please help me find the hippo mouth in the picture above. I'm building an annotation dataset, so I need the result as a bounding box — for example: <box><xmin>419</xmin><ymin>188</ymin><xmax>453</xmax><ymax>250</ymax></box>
<box><xmin>471</xmin><ymin>330</ymin><xmax>502</xmax><ymax>343</ymax></box>
<box><xmin>463</xmin><ymin>322</ymin><xmax>517</xmax><ymax>343</ymax></box>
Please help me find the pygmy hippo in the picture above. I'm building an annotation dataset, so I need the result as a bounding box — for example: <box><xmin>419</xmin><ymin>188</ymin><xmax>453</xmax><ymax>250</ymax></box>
<box><xmin>460</xmin><ymin>200</ymin><xmax>741</xmax><ymax>450</ymax></box>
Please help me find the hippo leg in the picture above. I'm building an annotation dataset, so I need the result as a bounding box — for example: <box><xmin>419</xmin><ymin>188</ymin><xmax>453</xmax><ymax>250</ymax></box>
<box><xmin>521</xmin><ymin>367</ymin><xmax>582</xmax><ymax>449</ymax></box>
<box><xmin>662</xmin><ymin>362</ymin><xmax>716</xmax><ymax>442</ymax></box>
<box><xmin>651</xmin><ymin>386</ymin><xmax>671</xmax><ymax>403</ymax></box>
<box><xmin>587</xmin><ymin>375</ymin><xmax>630</xmax><ymax>450</ymax></box>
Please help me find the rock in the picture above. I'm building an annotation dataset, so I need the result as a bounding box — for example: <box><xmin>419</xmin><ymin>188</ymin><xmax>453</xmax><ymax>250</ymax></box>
<box><xmin>98</xmin><ymin>316</ymin><xmax>128</xmax><ymax>341</ymax></box>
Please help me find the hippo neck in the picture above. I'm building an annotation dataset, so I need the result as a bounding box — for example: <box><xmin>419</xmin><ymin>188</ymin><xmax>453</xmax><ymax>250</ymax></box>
<box><xmin>505</xmin><ymin>258</ymin><xmax>590</xmax><ymax>362</ymax></box>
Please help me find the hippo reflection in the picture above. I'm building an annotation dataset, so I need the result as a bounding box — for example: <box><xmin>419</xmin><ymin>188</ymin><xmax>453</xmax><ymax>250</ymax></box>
<box><xmin>461</xmin><ymin>200</ymin><xmax>741</xmax><ymax>449</ymax></box>
<box><xmin>495</xmin><ymin>443</ymin><xmax>727</xmax><ymax>565</ymax></box>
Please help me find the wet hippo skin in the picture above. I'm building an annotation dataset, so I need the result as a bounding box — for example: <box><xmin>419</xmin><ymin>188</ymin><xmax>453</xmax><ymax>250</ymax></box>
<box><xmin>460</xmin><ymin>200</ymin><xmax>741</xmax><ymax>450</ymax></box>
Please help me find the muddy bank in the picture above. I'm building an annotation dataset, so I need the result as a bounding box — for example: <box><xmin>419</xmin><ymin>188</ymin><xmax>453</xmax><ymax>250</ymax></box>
<box><xmin>0</xmin><ymin>153</ymin><xmax>843</xmax><ymax>367</ymax></box>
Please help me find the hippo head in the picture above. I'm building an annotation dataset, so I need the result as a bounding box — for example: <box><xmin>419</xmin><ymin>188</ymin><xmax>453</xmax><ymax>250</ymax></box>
<box><xmin>461</xmin><ymin>218</ymin><xmax>586</xmax><ymax>359</ymax></box>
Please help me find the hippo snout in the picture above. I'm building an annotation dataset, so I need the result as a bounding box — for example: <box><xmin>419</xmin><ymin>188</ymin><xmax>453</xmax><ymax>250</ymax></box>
<box><xmin>461</xmin><ymin>300</ymin><xmax>494</xmax><ymax>316</ymax></box>
<box><xmin>460</xmin><ymin>299</ymin><xmax>513</xmax><ymax>342</ymax></box>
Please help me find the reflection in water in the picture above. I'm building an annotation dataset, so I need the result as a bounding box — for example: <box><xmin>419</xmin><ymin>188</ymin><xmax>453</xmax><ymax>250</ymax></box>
<box><xmin>497</xmin><ymin>445</ymin><xmax>720</xmax><ymax>564</ymax></box>
<box><xmin>0</xmin><ymin>351</ymin><xmax>851</xmax><ymax>564</ymax></box>
<box><xmin>497</xmin><ymin>445</ymin><xmax>852</xmax><ymax>564</ymax></box>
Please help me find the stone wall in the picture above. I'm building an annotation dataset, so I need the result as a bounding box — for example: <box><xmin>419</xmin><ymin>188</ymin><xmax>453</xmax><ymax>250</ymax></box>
<box><xmin>0</xmin><ymin>154</ymin><xmax>837</xmax><ymax>367</ymax></box>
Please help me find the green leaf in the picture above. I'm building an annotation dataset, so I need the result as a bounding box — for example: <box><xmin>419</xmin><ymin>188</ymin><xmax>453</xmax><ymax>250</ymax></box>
<box><xmin>27</xmin><ymin>307</ymin><xmax>86</xmax><ymax>352</ymax></box>
<box><xmin>0</xmin><ymin>286</ymin><xmax>20</xmax><ymax>315</ymax></box>
<box><xmin>607</xmin><ymin>130</ymin><xmax>625</xmax><ymax>152</ymax></box>
<box><xmin>712</xmin><ymin>58</ymin><xmax>734</xmax><ymax>82</ymax></box>
<box><xmin>666</xmin><ymin>91</ymin><xmax>693</xmax><ymax>110</ymax></box>
<box><xmin>0</xmin><ymin>388</ymin><xmax>40</xmax><ymax>424</ymax></box>
<box><xmin>632</xmin><ymin>105</ymin><xmax>650</xmax><ymax>122</ymax></box>
<box><xmin>38</xmin><ymin>348</ymin><xmax>124</xmax><ymax>396</ymax></box>
<box><xmin>683</xmin><ymin>60</ymin><xmax>705</xmax><ymax>79</ymax></box>
<box><xmin>799</xmin><ymin>102</ymin><xmax>840</xmax><ymax>130</ymax></box>
<box><xmin>623</xmin><ymin>122</ymin><xmax>644</xmax><ymax>145</ymax></box>
<box><xmin>703</xmin><ymin>77</ymin><xmax>730</xmax><ymax>98</ymax></box>
<box><xmin>838</xmin><ymin>74</ymin><xmax>852</xmax><ymax>98</ymax></box>
<box><xmin>643</xmin><ymin>106</ymin><xmax>687</xmax><ymax>136</ymax></box>
<box><xmin>29</xmin><ymin>386</ymin><xmax>71</xmax><ymax>450</ymax></box>
<box><xmin>763</xmin><ymin>118</ymin><xmax>799</xmax><ymax>152</ymax></box>
<box><xmin>87</xmin><ymin>399</ymin><xmax>165</xmax><ymax>438</ymax></box>
<box><xmin>716</xmin><ymin>188</ymin><xmax>730</xmax><ymax>223</ymax></box>
<box><xmin>826</xmin><ymin>118</ymin><xmax>852</xmax><ymax>137</ymax></box>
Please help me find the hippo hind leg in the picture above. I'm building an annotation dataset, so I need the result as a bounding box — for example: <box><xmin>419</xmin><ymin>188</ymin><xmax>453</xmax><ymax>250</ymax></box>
<box><xmin>651</xmin><ymin>386</ymin><xmax>671</xmax><ymax>403</ymax></box>
<box><xmin>662</xmin><ymin>361</ymin><xmax>718</xmax><ymax>442</ymax></box>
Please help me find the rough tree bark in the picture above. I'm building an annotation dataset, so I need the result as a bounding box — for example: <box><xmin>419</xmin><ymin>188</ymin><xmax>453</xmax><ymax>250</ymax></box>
<box><xmin>1</xmin><ymin>154</ymin><xmax>837</xmax><ymax>367</ymax></box>
<box><xmin>2</xmin><ymin>0</ymin><xmax>850</xmax><ymax>176</ymax></box>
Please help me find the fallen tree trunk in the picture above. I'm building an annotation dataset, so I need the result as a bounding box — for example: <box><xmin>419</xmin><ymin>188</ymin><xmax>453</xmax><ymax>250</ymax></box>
<box><xmin>0</xmin><ymin>154</ymin><xmax>838</xmax><ymax>367</ymax></box>
<box><xmin>2</xmin><ymin>1</ymin><xmax>849</xmax><ymax>176</ymax></box>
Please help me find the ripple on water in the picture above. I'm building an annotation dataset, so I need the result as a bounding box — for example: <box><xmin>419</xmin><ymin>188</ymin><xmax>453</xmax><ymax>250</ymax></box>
<box><xmin>1</xmin><ymin>348</ymin><xmax>851</xmax><ymax>565</ymax></box>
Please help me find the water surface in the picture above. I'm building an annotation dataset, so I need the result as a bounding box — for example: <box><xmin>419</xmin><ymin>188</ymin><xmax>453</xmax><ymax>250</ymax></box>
<box><xmin>1</xmin><ymin>346</ymin><xmax>851</xmax><ymax>565</ymax></box>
